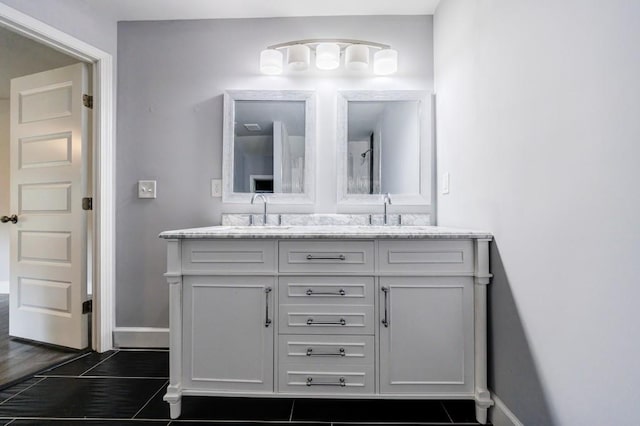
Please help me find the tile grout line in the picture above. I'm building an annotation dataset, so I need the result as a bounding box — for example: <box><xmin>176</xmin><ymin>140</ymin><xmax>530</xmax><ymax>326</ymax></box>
<box><xmin>36</xmin><ymin>374</ymin><xmax>169</xmax><ymax>380</ymax></box>
<box><xmin>0</xmin><ymin>416</ymin><xmax>174</xmax><ymax>422</ymax></box>
<box><xmin>441</xmin><ymin>401</ymin><xmax>454</xmax><ymax>424</ymax></box>
<box><xmin>0</xmin><ymin>377</ymin><xmax>46</xmax><ymax>406</ymax></box>
<box><xmin>289</xmin><ymin>399</ymin><xmax>296</xmax><ymax>422</ymax></box>
<box><xmin>37</xmin><ymin>351</ymin><xmax>94</xmax><ymax>373</ymax></box>
<box><xmin>79</xmin><ymin>349</ymin><xmax>120</xmax><ymax>376</ymax></box>
<box><xmin>132</xmin><ymin>379</ymin><xmax>169</xmax><ymax>419</ymax></box>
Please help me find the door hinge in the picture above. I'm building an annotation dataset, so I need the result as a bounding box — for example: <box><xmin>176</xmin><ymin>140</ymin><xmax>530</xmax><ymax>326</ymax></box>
<box><xmin>82</xmin><ymin>299</ymin><xmax>93</xmax><ymax>314</ymax></box>
<box><xmin>82</xmin><ymin>197</ymin><xmax>93</xmax><ymax>211</ymax></box>
<box><xmin>83</xmin><ymin>94</ymin><xmax>93</xmax><ymax>109</ymax></box>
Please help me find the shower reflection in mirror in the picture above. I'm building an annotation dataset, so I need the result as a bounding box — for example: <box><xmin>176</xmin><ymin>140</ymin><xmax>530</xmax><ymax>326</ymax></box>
<box><xmin>346</xmin><ymin>100</ymin><xmax>420</xmax><ymax>195</ymax></box>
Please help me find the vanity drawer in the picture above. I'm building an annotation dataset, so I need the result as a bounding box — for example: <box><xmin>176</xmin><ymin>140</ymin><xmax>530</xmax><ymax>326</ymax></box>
<box><xmin>278</xmin><ymin>364</ymin><xmax>374</xmax><ymax>394</ymax></box>
<box><xmin>181</xmin><ymin>240</ymin><xmax>276</xmax><ymax>273</ymax></box>
<box><xmin>378</xmin><ymin>240</ymin><xmax>474</xmax><ymax>274</ymax></box>
<box><xmin>278</xmin><ymin>335</ymin><xmax>374</xmax><ymax>366</ymax></box>
<box><xmin>279</xmin><ymin>276</ymin><xmax>373</xmax><ymax>305</ymax></box>
<box><xmin>279</xmin><ymin>305</ymin><xmax>375</xmax><ymax>335</ymax></box>
<box><xmin>279</xmin><ymin>241</ymin><xmax>374</xmax><ymax>273</ymax></box>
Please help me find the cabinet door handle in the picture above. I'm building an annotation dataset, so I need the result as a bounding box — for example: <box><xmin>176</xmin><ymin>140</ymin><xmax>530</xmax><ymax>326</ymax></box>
<box><xmin>306</xmin><ymin>254</ymin><xmax>346</xmax><ymax>261</ymax></box>
<box><xmin>306</xmin><ymin>376</ymin><xmax>346</xmax><ymax>387</ymax></box>
<box><xmin>306</xmin><ymin>318</ymin><xmax>346</xmax><ymax>326</ymax></box>
<box><xmin>265</xmin><ymin>287</ymin><xmax>272</xmax><ymax>327</ymax></box>
<box><xmin>381</xmin><ymin>286</ymin><xmax>390</xmax><ymax>327</ymax></box>
<box><xmin>306</xmin><ymin>347</ymin><xmax>346</xmax><ymax>357</ymax></box>
<box><xmin>305</xmin><ymin>288</ymin><xmax>346</xmax><ymax>296</ymax></box>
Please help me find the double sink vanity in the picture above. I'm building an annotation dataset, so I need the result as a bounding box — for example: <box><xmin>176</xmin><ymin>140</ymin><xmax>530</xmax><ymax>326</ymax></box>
<box><xmin>160</xmin><ymin>89</ymin><xmax>492</xmax><ymax>423</ymax></box>
<box><xmin>160</xmin><ymin>217</ymin><xmax>493</xmax><ymax>424</ymax></box>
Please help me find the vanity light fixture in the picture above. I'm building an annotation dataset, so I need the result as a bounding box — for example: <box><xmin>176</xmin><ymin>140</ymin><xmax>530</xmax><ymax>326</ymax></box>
<box><xmin>259</xmin><ymin>49</ymin><xmax>284</xmax><ymax>75</ymax></box>
<box><xmin>259</xmin><ymin>39</ymin><xmax>398</xmax><ymax>75</ymax></box>
<box><xmin>287</xmin><ymin>44</ymin><xmax>311</xmax><ymax>71</ymax></box>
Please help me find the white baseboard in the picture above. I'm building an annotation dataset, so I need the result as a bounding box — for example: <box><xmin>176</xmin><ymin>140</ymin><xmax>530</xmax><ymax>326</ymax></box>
<box><xmin>0</xmin><ymin>280</ymin><xmax>8</xmax><ymax>294</ymax></box>
<box><xmin>113</xmin><ymin>327</ymin><xmax>169</xmax><ymax>348</ymax></box>
<box><xmin>490</xmin><ymin>394</ymin><xmax>524</xmax><ymax>426</ymax></box>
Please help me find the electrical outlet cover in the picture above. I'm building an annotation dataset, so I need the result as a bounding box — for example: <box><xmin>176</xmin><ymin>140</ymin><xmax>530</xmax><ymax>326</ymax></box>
<box><xmin>211</xmin><ymin>179</ymin><xmax>222</xmax><ymax>197</ymax></box>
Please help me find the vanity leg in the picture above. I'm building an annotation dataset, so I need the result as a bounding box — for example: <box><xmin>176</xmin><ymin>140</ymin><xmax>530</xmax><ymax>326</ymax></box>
<box><xmin>168</xmin><ymin>399</ymin><xmax>181</xmax><ymax>419</ymax></box>
<box><xmin>165</xmin><ymin>244</ymin><xmax>184</xmax><ymax>420</ymax></box>
<box><xmin>163</xmin><ymin>385</ymin><xmax>182</xmax><ymax>419</ymax></box>
<box><xmin>475</xmin><ymin>402</ymin><xmax>488</xmax><ymax>425</ymax></box>
<box><xmin>474</xmin><ymin>239</ymin><xmax>494</xmax><ymax>425</ymax></box>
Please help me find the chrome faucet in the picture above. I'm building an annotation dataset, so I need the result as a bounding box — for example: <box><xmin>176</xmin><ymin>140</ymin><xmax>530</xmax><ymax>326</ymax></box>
<box><xmin>250</xmin><ymin>193</ymin><xmax>268</xmax><ymax>225</ymax></box>
<box><xmin>383</xmin><ymin>193</ymin><xmax>392</xmax><ymax>225</ymax></box>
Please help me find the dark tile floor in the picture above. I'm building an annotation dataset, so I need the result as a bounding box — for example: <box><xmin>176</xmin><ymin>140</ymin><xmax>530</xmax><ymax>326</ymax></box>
<box><xmin>0</xmin><ymin>350</ymin><xmax>488</xmax><ymax>425</ymax></box>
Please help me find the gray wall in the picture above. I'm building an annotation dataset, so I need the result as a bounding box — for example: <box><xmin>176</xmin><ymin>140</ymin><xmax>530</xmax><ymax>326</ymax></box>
<box><xmin>434</xmin><ymin>1</ymin><xmax>640</xmax><ymax>424</ymax></box>
<box><xmin>116</xmin><ymin>16</ymin><xmax>433</xmax><ymax>327</ymax></box>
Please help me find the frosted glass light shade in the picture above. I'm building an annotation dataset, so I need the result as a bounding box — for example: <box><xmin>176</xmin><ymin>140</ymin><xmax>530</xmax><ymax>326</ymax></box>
<box><xmin>373</xmin><ymin>48</ymin><xmax>398</xmax><ymax>75</ymax></box>
<box><xmin>345</xmin><ymin>44</ymin><xmax>369</xmax><ymax>71</ymax></box>
<box><xmin>315</xmin><ymin>43</ymin><xmax>340</xmax><ymax>70</ymax></box>
<box><xmin>260</xmin><ymin>49</ymin><xmax>283</xmax><ymax>75</ymax></box>
<box><xmin>287</xmin><ymin>44</ymin><xmax>311</xmax><ymax>71</ymax></box>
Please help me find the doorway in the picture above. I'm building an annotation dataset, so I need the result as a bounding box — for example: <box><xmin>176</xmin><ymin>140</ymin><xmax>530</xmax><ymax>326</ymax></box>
<box><xmin>0</xmin><ymin>2</ymin><xmax>116</xmax><ymax>355</ymax></box>
<box><xmin>0</xmin><ymin>26</ymin><xmax>92</xmax><ymax>385</ymax></box>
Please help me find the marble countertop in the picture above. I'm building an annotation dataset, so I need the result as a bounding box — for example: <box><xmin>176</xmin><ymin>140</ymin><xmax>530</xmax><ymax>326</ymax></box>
<box><xmin>159</xmin><ymin>225</ymin><xmax>493</xmax><ymax>240</ymax></box>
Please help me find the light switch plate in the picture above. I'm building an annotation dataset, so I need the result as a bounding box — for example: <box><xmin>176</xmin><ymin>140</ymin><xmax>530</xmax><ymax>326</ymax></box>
<box><xmin>138</xmin><ymin>180</ymin><xmax>157</xmax><ymax>199</ymax></box>
<box><xmin>211</xmin><ymin>179</ymin><xmax>222</xmax><ymax>197</ymax></box>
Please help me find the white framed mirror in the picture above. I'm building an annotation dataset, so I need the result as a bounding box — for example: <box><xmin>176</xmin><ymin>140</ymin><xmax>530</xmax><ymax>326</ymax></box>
<box><xmin>223</xmin><ymin>90</ymin><xmax>316</xmax><ymax>204</ymax></box>
<box><xmin>337</xmin><ymin>90</ymin><xmax>433</xmax><ymax>207</ymax></box>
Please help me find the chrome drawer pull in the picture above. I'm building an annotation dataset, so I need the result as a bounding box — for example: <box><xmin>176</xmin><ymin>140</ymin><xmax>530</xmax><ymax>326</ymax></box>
<box><xmin>306</xmin><ymin>318</ymin><xmax>346</xmax><ymax>326</ymax></box>
<box><xmin>305</xmin><ymin>288</ymin><xmax>346</xmax><ymax>296</ymax></box>
<box><xmin>306</xmin><ymin>377</ymin><xmax>346</xmax><ymax>387</ymax></box>
<box><xmin>381</xmin><ymin>286</ymin><xmax>390</xmax><ymax>328</ymax></box>
<box><xmin>306</xmin><ymin>254</ymin><xmax>346</xmax><ymax>261</ymax></box>
<box><xmin>306</xmin><ymin>347</ymin><xmax>346</xmax><ymax>357</ymax></box>
<box><xmin>264</xmin><ymin>287</ymin><xmax>272</xmax><ymax>327</ymax></box>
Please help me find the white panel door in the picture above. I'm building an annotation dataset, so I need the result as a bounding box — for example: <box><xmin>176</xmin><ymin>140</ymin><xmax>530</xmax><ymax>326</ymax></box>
<box><xmin>9</xmin><ymin>63</ymin><xmax>90</xmax><ymax>349</ymax></box>
<box><xmin>379</xmin><ymin>277</ymin><xmax>474</xmax><ymax>394</ymax></box>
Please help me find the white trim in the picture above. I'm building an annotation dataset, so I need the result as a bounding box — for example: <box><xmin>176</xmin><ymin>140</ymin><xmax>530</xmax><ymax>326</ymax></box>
<box><xmin>0</xmin><ymin>280</ymin><xmax>8</xmax><ymax>294</ymax></box>
<box><xmin>113</xmin><ymin>327</ymin><xmax>170</xmax><ymax>348</ymax></box>
<box><xmin>0</xmin><ymin>3</ymin><xmax>115</xmax><ymax>352</ymax></box>
<box><xmin>490</xmin><ymin>394</ymin><xmax>525</xmax><ymax>426</ymax></box>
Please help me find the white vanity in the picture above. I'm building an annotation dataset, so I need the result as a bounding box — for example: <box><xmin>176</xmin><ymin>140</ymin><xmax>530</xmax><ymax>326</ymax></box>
<box><xmin>160</xmin><ymin>225</ymin><xmax>494</xmax><ymax>423</ymax></box>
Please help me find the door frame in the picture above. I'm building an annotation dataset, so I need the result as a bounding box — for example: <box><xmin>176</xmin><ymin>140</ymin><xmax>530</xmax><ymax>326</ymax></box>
<box><xmin>0</xmin><ymin>4</ymin><xmax>115</xmax><ymax>352</ymax></box>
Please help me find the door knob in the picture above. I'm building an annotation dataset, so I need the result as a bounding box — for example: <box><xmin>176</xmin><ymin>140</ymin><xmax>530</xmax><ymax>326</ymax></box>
<box><xmin>1</xmin><ymin>215</ymin><xmax>18</xmax><ymax>224</ymax></box>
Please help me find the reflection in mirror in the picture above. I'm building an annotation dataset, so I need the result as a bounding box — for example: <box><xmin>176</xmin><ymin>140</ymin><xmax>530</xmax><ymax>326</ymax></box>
<box><xmin>233</xmin><ymin>100</ymin><xmax>305</xmax><ymax>193</ymax></box>
<box><xmin>347</xmin><ymin>101</ymin><xmax>420</xmax><ymax>195</ymax></box>
<box><xmin>223</xmin><ymin>91</ymin><xmax>316</xmax><ymax>204</ymax></box>
<box><xmin>337</xmin><ymin>91</ymin><xmax>432</xmax><ymax>206</ymax></box>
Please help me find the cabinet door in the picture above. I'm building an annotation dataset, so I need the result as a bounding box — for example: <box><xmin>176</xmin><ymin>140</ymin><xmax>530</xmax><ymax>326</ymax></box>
<box><xmin>183</xmin><ymin>276</ymin><xmax>274</xmax><ymax>392</ymax></box>
<box><xmin>379</xmin><ymin>277</ymin><xmax>474</xmax><ymax>394</ymax></box>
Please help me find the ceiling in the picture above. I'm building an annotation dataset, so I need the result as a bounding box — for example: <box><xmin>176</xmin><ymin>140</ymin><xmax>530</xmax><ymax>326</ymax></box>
<box><xmin>86</xmin><ymin>0</ymin><xmax>440</xmax><ymax>21</ymax></box>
